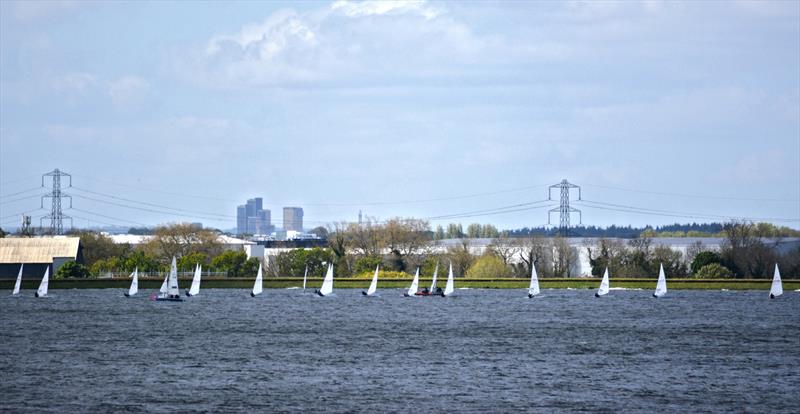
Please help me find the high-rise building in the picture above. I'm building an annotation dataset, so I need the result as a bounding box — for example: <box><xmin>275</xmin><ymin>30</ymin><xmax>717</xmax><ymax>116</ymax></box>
<box><xmin>283</xmin><ymin>207</ymin><xmax>303</xmax><ymax>232</ymax></box>
<box><xmin>236</xmin><ymin>197</ymin><xmax>272</xmax><ymax>235</ymax></box>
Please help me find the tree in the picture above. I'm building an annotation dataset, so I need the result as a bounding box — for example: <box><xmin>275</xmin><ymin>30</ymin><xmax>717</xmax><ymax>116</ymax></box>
<box><xmin>467</xmin><ymin>223</ymin><xmax>482</xmax><ymax>238</ymax></box>
<box><xmin>691</xmin><ymin>251</ymin><xmax>722</xmax><ymax>275</ymax></box>
<box><xmin>489</xmin><ymin>234</ymin><xmax>519</xmax><ymax>267</ymax></box>
<box><xmin>465</xmin><ymin>254</ymin><xmax>512</xmax><ymax>278</ymax></box>
<box><xmin>434</xmin><ymin>225</ymin><xmax>445</xmax><ymax>240</ymax></box>
<box><xmin>211</xmin><ymin>250</ymin><xmax>259</xmax><ymax>278</ymax></box>
<box><xmin>446</xmin><ymin>239</ymin><xmax>474</xmax><ymax>278</ymax></box>
<box><xmin>327</xmin><ymin>222</ymin><xmax>352</xmax><ymax>277</ymax></box>
<box><xmin>143</xmin><ymin>223</ymin><xmax>223</xmax><ymax>263</ymax></box>
<box><xmin>552</xmin><ymin>236</ymin><xmax>576</xmax><ymax>277</ymax></box>
<box><xmin>177</xmin><ymin>252</ymin><xmax>209</xmax><ymax>272</ymax></box>
<box><xmin>695</xmin><ymin>263</ymin><xmax>732</xmax><ymax>278</ymax></box>
<box><xmin>75</xmin><ymin>231</ymin><xmax>129</xmax><ymax>268</ymax></box>
<box><xmin>381</xmin><ymin>218</ymin><xmax>430</xmax><ymax>272</ymax></box>
<box><xmin>446</xmin><ymin>223</ymin><xmax>464</xmax><ymax>239</ymax></box>
<box><xmin>271</xmin><ymin>248</ymin><xmax>332</xmax><ymax>277</ymax></box>
<box><xmin>353</xmin><ymin>255</ymin><xmax>383</xmax><ymax>274</ymax></box>
<box><xmin>652</xmin><ymin>245</ymin><xmax>687</xmax><ymax>277</ymax></box>
<box><xmin>0</xmin><ymin>227</ymin><xmax>6</xmax><ymax>238</ymax></box>
<box><xmin>721</xmin><ymin>221</ymin><xmax>776</xmax><ymax>278</ymax></box>
<box><xmin>55</xmin><ymin>261</ymin><xmax>91</xmax><ymax>279</ymax></box>
<box><xmin>122</xmin><ymin>250</ymin><xmax>162</xmax><ymax>273</ymax></box>
<box><xmin>309</xmin><ymin>226</ymin><xmax>328</xmax><ymax>239</ymax></box>
<box><xmin>519</xmin><ymin>236</ymin><xmax>551</xmax><ymax>277</ymax></box>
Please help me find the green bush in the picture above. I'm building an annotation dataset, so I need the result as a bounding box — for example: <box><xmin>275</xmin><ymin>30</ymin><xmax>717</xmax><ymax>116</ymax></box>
<box><xmin>691</xmin><ymin>251</ymin><xmax>722</xmax><ymax>275</ymax></box>
<box><xmin>351</xmin><ymin>270</ymin><xmax>412</xmax><ymax>279</ymax></box>
<box><xmin>695</xmin><ymin>263</ymin><xmax>732</xmax><ymax>279</ymax></box>
<box><xmin>465</xmin><ymin>255</ymin><xmax>512</xmax><ymax>278</ymax></box>
<box><xmin>353</xmin><ymin>255</ymin><xmax>383</xmax><ymax>274</ymax></box>
<box><xmin>56</xmin><ymin>261</ymin><xmax>91</xmax><ymax>279</ymax></box>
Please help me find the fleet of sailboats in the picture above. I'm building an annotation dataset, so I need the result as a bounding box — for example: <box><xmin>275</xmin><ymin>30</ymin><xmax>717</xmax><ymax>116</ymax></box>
<box><xmin>186</xmin><ymin>263</ymin><xmax>202</xmax><ymax>297</ymax></box>
<box><xmin>124</xmin><ymin>267</ymin><xmax>138</xmax><ymax>297</ymax></box>
<box><xmin>35</xmin><ymin>268</ymin><xmax>49</xmax><ymax>298</ymax></box>
<box><xmin>317</xmin><ymin>263</ymin><xmax>334</xmax><ymax>297</ymax></box>
<box><xmin>156</xmin><ymin>257</ymin><xmax>183</xmax><ymax>301</ymax></box>
<box><xmin>362</xmin><ymin>265</ymin><xmax>379</xmax><ymax>296</ymax></box>
<box><xmin>12</xmin><ymin>264</ymin><xmax>23</xmax><ymax>296</ymax></box>
<box><xmin>595</xmin><ymin>267</ymin><xmax>610</xmax><ymax>297</ymax></box>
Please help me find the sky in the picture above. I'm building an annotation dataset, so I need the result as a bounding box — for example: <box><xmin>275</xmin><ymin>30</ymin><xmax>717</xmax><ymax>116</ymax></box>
<box><xmin>1</xmin><ymin>0</ymin><xmax>798</xmax><ymax>232</ymax></box>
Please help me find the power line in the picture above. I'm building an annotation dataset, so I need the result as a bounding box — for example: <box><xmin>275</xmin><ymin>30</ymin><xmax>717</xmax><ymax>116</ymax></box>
<box><xmin>69</xmin><ymin>207</ymin><xmax>149</xmax><ymax>226</ymax></box>
<box><xmin>0</xmin><ymin>193</ymin><xmax>45</xmax><ymax>205</ymax></box>
<box><xmin>582</xmin><ymin>183</ymin><xmax>799</xmax><ymax>203</ymax></box>
<box><xmin>71</xmin><ymin>193</ymin><xmax>230</xmax><ymax>222</ymax></box>
<box><xmin>576</xmin><ymin>199</ymin><xmax>800</xmax><ymax>223</ymax></box>
<box><xmin>70</xmin><ymin>186</ymin><xmax>235</xmax><ymax>219</ymax></box>
<box><xmin>423</xmin><ymin>199</ymin><xmax>551</xmax><ymax>220</ymax></box>
<box><xmin>0</xmin><ymin>186</ymin><xmax>43</xmax><ymax>199</ymax></box>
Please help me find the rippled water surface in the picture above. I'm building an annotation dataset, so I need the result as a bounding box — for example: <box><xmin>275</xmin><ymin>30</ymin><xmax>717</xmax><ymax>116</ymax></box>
<box><xmin>1</xmin><ymin>288</ymin><xmax>798</xmax><ymax>413</ymax></box>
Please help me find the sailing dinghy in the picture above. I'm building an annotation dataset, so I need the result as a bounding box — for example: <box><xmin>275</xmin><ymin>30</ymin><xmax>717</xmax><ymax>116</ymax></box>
<box><xmin>527</xmin><ymin>263</ymin><xmax>540</xmax><ymax>298</ymax></box>
<box><xmin>770</xmin><ymin>264</ymin><xmax>783</xmax><ymax>299</ymax></box>
<box><xmin>595</xmin><ymin>267</ymin><xmax>610</xmax><ymax>297</ymax></box>
<box><xmin>35</xmin><ymin>268</ymin><xmax>49</xmax><ymax>298</ymax></box>
<box><xmin>124</xmin><ymin>267</ymin><xmax>138</xmax><ymax>297</ymax></box>
<box><xmin>653</xmin><ymin>263</ymin><xmax>667</xmax><ymax>298</ymax></box>
<box><xmin>316</xmin><ymin>263</ymin><xmax>334</xmax><ymax>297</ymax></box>
<box><xmin>12</xmin><ymin>264</ymin><xmax>23</xmax><ymax>296</ymax></box>
<box><xmin>362</xmin><ymin>265</ymin><xmax>379</xmax><ymax>296</ymax></box>
<box><xmin>156</xmin><ymin>257</ymin><xmax>183</xmax><ymax>301</ymax></box>
<box><xmin>186</xmin><ymin>263</ymin><xmax>202</xmax><ymax>297</ymax></box>
<box><xmin>251</xmin><ymin>263</ymin><xmax>263</xmax><ymax>297</ymax></box>
<box><xmin>403</xmin><ymin>267</ymin><xmax>420</xmax><ymax>297</ymax></box>
<box><xmin>302</xmin><ymin>265</ymin><xmax>308</xmax><ymax>291</ymax></box>
<box><xmin>440</xmin><ymin>262</ymin><xmax>455</xmax><ymax>297</ymax></box>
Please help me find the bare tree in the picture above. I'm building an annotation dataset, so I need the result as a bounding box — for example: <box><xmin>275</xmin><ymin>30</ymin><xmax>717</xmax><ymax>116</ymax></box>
<box><xmin>552</xmin><ymin>236</ymin><xmax>576</xmax><ymax>277</ymax></box>
<box><xmin>518</xmin><ymin>236</ymin><xmax>551</xmax><ymax>277</ymax></box>
<box><xmin>489</xmin><ymin>233</ymin><xmax>520</xmax><ymax>267</ymax></box>
<box><xmin>143</xmin><ymin>223</ymin><xmax>223</xmax><ymax>263</ymax></box>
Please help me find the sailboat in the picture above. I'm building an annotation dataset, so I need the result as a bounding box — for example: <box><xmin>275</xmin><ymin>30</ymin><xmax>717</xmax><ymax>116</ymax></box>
<box><xmin>362</xmin><ymin>264</ymin><xmax>379</xmax><ymax>296</ymax></box>
<box><xmin>653</xmin><ymin>263</ymin><xmax>667</xmax><ymax>298</ymax></box>
<box><xmin>35</xmin><ymin>268</ymin><xmax>49</xmax><ymax>298</ymax></box>
<box><xmin>158</xmin><ymin>269</ymin><xmax>169</xmax><ymax>296</ymax></box>
<box><xmin>316</xmin><ymin>263</ymin><xmax>334</xmax><ymax>297</ymax></box>
<box><xmin>156</xmin><ymin>257</ymin><xmax>183</xmax><ymax>301</ymax></box>
<box><xmin>440</xmin><ymin>262</ymin><xmax>455</xmax><ymax>297</ymax></box>
<box><xmin>769</xmin><ymin>264</ymin><xmax>783</xmax><ymax>299</ymax></box>
<box><xmin>302</xmin><ymin>265</ymin><xmax>308</xmax><ymax>291</ymax></box>
<box><xmin>251</xmin><ymin>263</ymin><xmax>263</xmax><ymax>297</ymax></box>
<box><xmin>416</xmin><ymin>262</ymin><xmax>440</xmax><ymax>296</ymax></box>
<box><xmin>11</xmin><ymin>264</ymin><xmax>23</xmax><ymax>296</ymax></box>
<box><xmin>527</xmin><ymin>263</ymin><xmax>540</xmax><ymax>298</ymax></box>
<box><xmin>124</xmin><ymin>267</ymin><xmax>138</xmax><ymax>297</ymax></box>
<box><xmin>186</xmin><ymin>263</ymin><xmax>202</xmax><ymax>297</ymax></box>
<box><xmin>595</xmin><ymin>267</ymin><xmax>610</xmax><ymax>297</ymax></box>
<box><xmin>403</xmin><ymin>267</ymin><xmax>420</xmax><ymax>297</ymax></box>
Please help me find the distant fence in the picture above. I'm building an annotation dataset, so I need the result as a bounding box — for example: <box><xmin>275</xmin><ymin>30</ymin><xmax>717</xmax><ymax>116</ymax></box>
<box><xmin>100</xmin><ymin>271</ymin><xmax>230</xmax><ymax>279</ymax></box>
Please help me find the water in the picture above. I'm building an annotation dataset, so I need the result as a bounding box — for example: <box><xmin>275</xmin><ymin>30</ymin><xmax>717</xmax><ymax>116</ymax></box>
<box><xmin>1</xmin><ymin>288</ymin><xmax>798</xmax><ymax>413</ymax></box>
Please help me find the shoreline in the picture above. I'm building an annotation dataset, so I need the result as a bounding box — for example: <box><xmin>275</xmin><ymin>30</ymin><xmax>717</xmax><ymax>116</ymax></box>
<box><xmin>2</xmin><ymin>278</ymin><xmax>797</xmax><ymax>291</ymax></box>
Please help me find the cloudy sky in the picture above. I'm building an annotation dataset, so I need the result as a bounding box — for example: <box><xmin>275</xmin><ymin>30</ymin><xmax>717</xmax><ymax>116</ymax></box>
<box><xmin>1</xmin><ymin>0</ymin><xmax>798</xmax><ymax>232</ymax></box>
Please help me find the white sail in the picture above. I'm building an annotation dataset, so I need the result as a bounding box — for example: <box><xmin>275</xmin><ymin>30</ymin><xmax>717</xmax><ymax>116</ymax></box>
<box><xmin>443</xmin><ymin>262</ymin><xmax>454</xmax><ymax>296</ymax></box>
<box><xmin>366</xmin><ymin>265</ymin><xmax>379</xmax><ymax>296</ymax></box>
<box><xmin>159</xmin><ymin>270</ymin><xmax>169</xmax><ymax>294</ymax></box>
<box><xmin>430</xmin><ymin>262</ymin><xmax>439</xmax><ymax>291</ymax></box>
<box><xmin>319</xmin><ymin>263</ymin><xmax>334</xmax><ymax>296</ymax></box>
<box><xmin>252</xmin><ymin>263</ymin><xmax>263</xmax><ymax>296</ymax></box>
<box><xmin>127</xmin><ymin>268</ymin><xmax>138</xmax><ymax>297</ymax></box>
<box><xmin>528</xmin><ymin>264</ymin><xmax>540</xmax><ymax>297</ymax></box>
<box><xmin>406</xmin><ymin>267</ymin><xmax>420</xmax><ymax>296</ymax></box>
<box><xmin>167</xmin><ymin>257</ymin><xmax>180</xmax><ymax>297</ymax></box>
<box><xmin>36</xmin><ymin>268</ymin><xmax>49</xmax><ymax>298</ymax></box>
<box><xmin>188</xmin><ymin>263</ymin><xmax>202</xmax><ymax>296</ymax></box>
<box><xmin>654</xmin><ymin>263</ymin><xmax>667</xmax><ymax>298</ymax></box>
<box><xmin>302</xmin><ymin>265</ymin><xmax>308</xmax><ymax>291</ymax></box>
<box><xmin>596</xmin><ymin>267</ymin><xmax>610</xmax><ymax>297</ymax></box>
<box><xmin>12</xmin><ymin>264</ymin><xmax>23</xmax><ymax>296</ymax></box>
<box><xmin>770</xmin><ymin>263</ymin><xmax>783</xmax><ymax>298</ymax></box>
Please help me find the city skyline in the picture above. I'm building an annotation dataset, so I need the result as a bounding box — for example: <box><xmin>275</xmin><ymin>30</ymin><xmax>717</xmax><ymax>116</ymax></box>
<box><xmin>1</xmin><ymin>1</ymin><xmax>798</xmax><ymax>230</ymax></box>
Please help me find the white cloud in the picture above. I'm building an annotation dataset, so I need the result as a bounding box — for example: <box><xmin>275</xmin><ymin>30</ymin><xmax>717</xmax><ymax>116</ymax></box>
<box><xmin>330</xmin><ymin>0</ymin><xmax>441</xmax><ymax>19</ymax></box>
<box><xmin>108</xmin><ymin>76</ymin><xmax>151</xmax><ymax>107</ymax></box>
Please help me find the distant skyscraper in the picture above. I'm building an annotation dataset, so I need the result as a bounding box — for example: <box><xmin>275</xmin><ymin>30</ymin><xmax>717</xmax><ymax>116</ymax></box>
<box><xmin>283</xmin><ymin>207</ymin><xmax>303</xmax><ymax>231</ymax></box>
<box><xmin>236</xmin><ymin>197</ymin><xmax>272</xmax><ymax>235</ymax></box>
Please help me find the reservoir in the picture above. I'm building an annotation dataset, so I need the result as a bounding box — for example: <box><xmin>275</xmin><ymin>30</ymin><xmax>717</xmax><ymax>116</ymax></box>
<box><xmin>1</xmin><ymin>289</ymin><xmax>798</xmax><ymax>413</ymax></box>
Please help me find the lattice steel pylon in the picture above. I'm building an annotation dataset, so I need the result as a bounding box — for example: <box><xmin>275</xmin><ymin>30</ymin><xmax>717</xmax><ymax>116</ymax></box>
<box><xmin>548</xmin><ymin>179</ymin><xmax>581</xmax><ymax>236</ymax></box>
<box><xmin>41</xmin><ymin>169</ymin><xmax>73</xmax><ymax>235</ymax></box>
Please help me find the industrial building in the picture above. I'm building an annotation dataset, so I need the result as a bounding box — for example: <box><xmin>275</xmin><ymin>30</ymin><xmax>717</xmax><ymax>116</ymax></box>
<box><xmin>0</xmin><ymin>237</ymin><xmax>83</xmax><ymax>279</ymax></box>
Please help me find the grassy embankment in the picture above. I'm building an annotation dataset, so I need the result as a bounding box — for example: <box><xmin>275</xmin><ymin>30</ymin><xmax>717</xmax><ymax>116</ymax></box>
<box><xmin>2</xmin><ymin>278</ymin><xmax>798</xmax><ymax>291</ymax></box>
